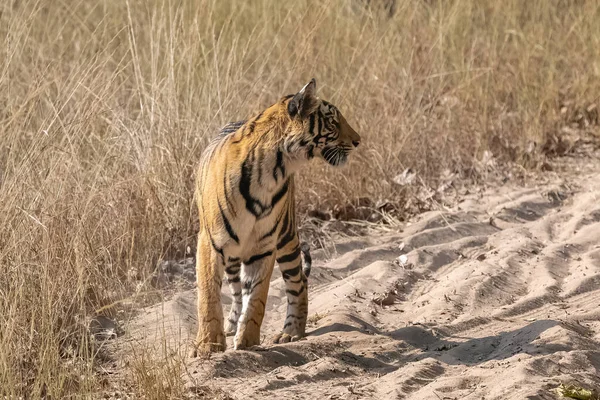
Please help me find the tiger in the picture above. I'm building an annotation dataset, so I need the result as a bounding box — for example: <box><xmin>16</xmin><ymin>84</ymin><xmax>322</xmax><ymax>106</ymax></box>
<box><xmin>190</xmin><ymin>79</ymin><xmax>361</xmax><ymax>356</ymax></box>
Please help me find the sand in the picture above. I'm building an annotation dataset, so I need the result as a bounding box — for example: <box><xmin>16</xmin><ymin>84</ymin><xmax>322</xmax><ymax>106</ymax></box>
<box><xmin>111</xmin><ymin>156</ymin><xmax>600</xmax><ymax>399</ymax></box>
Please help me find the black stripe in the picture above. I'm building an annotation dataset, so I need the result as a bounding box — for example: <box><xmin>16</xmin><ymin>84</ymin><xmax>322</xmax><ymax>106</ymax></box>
<box><xmin>219</xmin><ymin>120</ymin><xmax>246</xmax><ymax>136</ymax></box>
<box><xmin>280</xmin><ymin>263</ymin><xmax>301</xmax><ymax>280</ymax></box>
<box><xmin>270</xmin><ymin>179</ymin><xmax>289</xmax><ymax>208</ymax></box>
<box><xmin>228</xmin><ymin>256</ymin><xmax>240</xmax><ymax>263</ymax></box>
<box><xmin>240</xmin><ymin>111</ymin><xmax>263</xmax><ymax>139</ymax></box>
<box><xmin>230</xmin><ymin>119</ymin><xmax>249</xmax><ymax>143</ymax></box>
<box><xmin>242</xmin><ymin>278</ymin><xmax>265</xmax><ymax>293</ymax></box>
<box><xmin>256</xmin><ymin>148</ymin><xmax>263</xmax><ymax>185</ymax></box>
<box><xmin>278</xmin><ymin>211</ymin><xmax>289</xmax><ymax>240</ymax></box>
<box><xmin>207</xmin><ymin>228</ymin><xmax>223</xmax><ymax>257</ymax></box>
<box><xmin>259</xmin><ymin>210</ymin><xmax>284</xmax><ymax>241</ymax></box>
<box><xmin>252</xmin><ymin>279</ymin><xmax>265</xmax><ymax>292</ymax></box>
<box><xmin>223</xmin><ymin>167</ymin><xmax>236</xmax><ymax>216</ymax></box>
<box><xmin>317</xmin><ymin>113</ymin><xmax>322</xmax><ymax>137</ymax></box>
<box><xmin>277</xmin><ymin>247</ymin><xmax>301</xmax><ymax>264</ymax></box>
<box><xmin>255</xmin><ymin>179</ymin><xmax>289</xmax><ymax>221</ymax></box>
<box><xmin>312</xmin><ymin>115</ymin><xmax>325</xmax><ymax>144</ymax></box>
<box><xmin>273</xmin><ymin>148</ymin><xmax>285</xmax><ymax>182</ymax></box>
<box><xmin>219</xmin><ymin>201</ymin><xmax>239</xmax><ymax>243</ymax></box>
<box><xmin>227</xmin><ymin>276</ymin><xmax>241</xmax><ymax>283</ymax></box>
<box><xmin>277</xmin><ymin>220</ymin><xmax>296</xmax><ymax>250</ymax></box>
<box><xmin>286</xmin><ymin>285</ymin><xmax>305</xmax><ymax>297</ymax></box>
<box><xmin>239</xmin><ymin>152</ymin><xmax>264</xmax><ymax>217</ymax></box>
<box><xmin>246</xmin><ymin>120</ymin><xmax>256</xmax><ymax>135</ymax></box>
<box><xmin>225</xmin><ymin>265</ymin><xmax>240</xmax><ymax>275</ymax></box>
<box><xmin>307</xmin><ymin>144</ymin><xmax>314</xmax><ymax>159</ymax></box>
<box><xmin>245</xmin><ymin>250</ymin><xmax>273</xmax><ymax>265</ymax></box>
<box><xmin>309</xmin><ymin>114</ymin><xmax>315</xmax><ymax>134</ymax></box>
<box><xmin>301</xmin><ymin>242</ymin><xmax>312</xmax><ymax>278</ymax></box>
<box><xmin>283</xmin><ymin>322</ymin><xmax>292</xmax><ymax>329</ymax></box>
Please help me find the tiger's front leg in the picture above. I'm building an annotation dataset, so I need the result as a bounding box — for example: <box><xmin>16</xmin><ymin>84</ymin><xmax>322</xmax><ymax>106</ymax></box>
<box><xmin>190</xmin><ymin>232</ymin><xmax>226</xmax><ymax>357</ymax></box>
<box><xmin>224</xmin><ymin>261</ymin><xmax>242</xmax><ymax>336</ymax></box>
<box><xmin>273</xmin><ymin>239</ymin><xmax>308</xmax><ymax>344</ymax></box>
<box><xmin>234</xmin><ymin>251</ymin><xmax>276</xmax><ymax>350</ymax></box>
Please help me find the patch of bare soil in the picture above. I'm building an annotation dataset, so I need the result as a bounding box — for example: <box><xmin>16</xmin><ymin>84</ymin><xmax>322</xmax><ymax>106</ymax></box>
<box><xmin>106</xmin><ymin>154</ymin><xmax>600</xmax><ymax>399</ymax></box>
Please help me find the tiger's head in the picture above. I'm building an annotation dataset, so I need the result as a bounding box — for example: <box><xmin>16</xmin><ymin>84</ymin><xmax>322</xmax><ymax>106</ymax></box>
<box><xmin>284</xmin><ymin>79</ymin><xmax>360</xmax><ymax>167</ymax></box>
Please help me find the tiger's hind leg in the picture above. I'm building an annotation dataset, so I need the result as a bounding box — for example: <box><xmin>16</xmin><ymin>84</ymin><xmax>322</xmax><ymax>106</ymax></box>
<box><xmin>234</xmin><ymin>252</ymin><xmax>276</xmax><ymax>350</ymax></box>
<box><xmin>189</xmin><ymin>232</ymin><xmax>227</xmax><ymax>357</ymax></box>
<box><xmin>272</xmin><ymin>238</ymin><xmax>308</xmax><ymax>344</ymax></box>
<box><xmin>224</xmin><ymin>261</ymin><xmax>242</xmax><ymax>336</ymax></box>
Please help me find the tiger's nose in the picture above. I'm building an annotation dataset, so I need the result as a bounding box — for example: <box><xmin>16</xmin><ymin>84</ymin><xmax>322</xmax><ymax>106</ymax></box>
<box><xmin>352</xmin><ymin>140</ymin><xmax>360</xmax><ymax>148</ymax></box>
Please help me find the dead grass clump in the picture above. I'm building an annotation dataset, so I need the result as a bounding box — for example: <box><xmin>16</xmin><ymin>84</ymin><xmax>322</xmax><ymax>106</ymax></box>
<box><xmin>1</xmin><ymin>0</ymin><xmax>599</xmax><ymax>396</ymax></box>
<box><xmin>554</xmin><ymin>383</ymin><xmax>599</xmax><ymax>400</ymax></box>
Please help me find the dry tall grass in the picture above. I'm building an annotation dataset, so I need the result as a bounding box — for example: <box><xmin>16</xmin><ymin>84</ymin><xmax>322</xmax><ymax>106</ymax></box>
<box><xmin>1</xmin><ymin>0</ymin><xmax>599</xmax><ymax>397</ymax></box>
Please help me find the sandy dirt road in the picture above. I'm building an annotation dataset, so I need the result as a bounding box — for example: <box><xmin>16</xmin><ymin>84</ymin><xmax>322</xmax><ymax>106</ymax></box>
<box><xmin>113</xmin><ymin>156</ymin><xmax>600</xmax><ymax>399</ymax></box>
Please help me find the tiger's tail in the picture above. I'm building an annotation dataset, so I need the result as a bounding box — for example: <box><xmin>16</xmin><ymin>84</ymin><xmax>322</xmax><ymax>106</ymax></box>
<box><xmin>300</xmin><ymin>241</ymin><xmax>312</xmax><ymax>278</ymax></box>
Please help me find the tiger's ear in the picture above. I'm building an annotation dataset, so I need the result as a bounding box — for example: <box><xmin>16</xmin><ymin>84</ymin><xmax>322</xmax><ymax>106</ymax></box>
<box><xmin>288</xmin><ymin>78</ymin><xmax>319</xmax><ymax>119</ymax></box>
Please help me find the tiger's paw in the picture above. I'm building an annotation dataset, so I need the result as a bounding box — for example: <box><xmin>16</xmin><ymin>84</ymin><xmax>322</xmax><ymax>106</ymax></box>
<box><xmin>188</xmin><ymin>341</ymin><xmax>226</xmax><ymax>358</ymax></box>
<box><xmin>271</xmin><ymin>332</ymin><xmax>305</xmax><ymax>344</ymax></box>
<box><xmin>233</xmin><ymin>330</ymin><xmax>261</xmax><ymax>350</ymax></box>
<box><xmin>224</xmin><ymin>320</ymin><xmax>237</xmax><ymax>337</ymax></box>
<box><xmin>234</xmin><ymin>337</ymin><xmax>261</xmax><ymax>350</ymax></box>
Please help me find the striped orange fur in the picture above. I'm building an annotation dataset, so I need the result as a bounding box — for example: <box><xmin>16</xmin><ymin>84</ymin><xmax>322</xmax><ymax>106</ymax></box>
<box><xmin>190</xmin><ymin>79</ymin><xmax>360</xmax><ymax>356</ymax></box>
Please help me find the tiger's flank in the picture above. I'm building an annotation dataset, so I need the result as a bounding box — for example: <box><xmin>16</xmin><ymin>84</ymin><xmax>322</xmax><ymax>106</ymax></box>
<box><xmin>190</xmin><ymin>79</ymin><xmax>361</xmax><ymax>355</ymax></box>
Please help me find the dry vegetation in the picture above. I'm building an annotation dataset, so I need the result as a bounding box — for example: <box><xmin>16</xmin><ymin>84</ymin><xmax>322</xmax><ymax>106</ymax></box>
<box><xmin>1</xmin><ymin>0</ymin><xmax>599</xmax><ymax>397</ymax></box>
